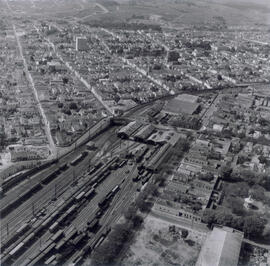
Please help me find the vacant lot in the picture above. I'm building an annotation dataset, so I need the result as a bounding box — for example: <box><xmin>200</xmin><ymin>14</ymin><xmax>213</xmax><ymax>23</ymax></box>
<box><xmin>122</xmin><ymin>215</ymin><xmax>205</xmax><ymax>266</ymax></box>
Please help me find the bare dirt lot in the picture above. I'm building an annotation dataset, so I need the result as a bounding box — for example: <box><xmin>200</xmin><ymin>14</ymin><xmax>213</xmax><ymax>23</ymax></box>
<box><xmin>122</xmin><ymin>215</ymin><xmax>206</xmax><ymax>266</ymax></box>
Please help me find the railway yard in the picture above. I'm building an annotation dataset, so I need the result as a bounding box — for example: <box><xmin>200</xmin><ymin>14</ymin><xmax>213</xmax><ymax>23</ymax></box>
<box><xmin>0</xmin><ymin>119</ymin><xmax>168</xmax><ymax>266</ymax></box>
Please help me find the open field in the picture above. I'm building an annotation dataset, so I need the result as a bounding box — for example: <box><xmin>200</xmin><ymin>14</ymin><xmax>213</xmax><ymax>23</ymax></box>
<box><xmin>123</xmin><ymin>215</ymin><xmax>205</xmax><ymax>266</ymax></box>
<box><xmin>5</xmin><ymin>0</ymin><xmax>270</xmax><ymax>26</ymax></box>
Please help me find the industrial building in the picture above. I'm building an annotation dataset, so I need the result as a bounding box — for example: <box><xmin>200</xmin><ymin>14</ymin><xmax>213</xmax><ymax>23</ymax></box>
<box><xmin>133</xmin><ymin>125</ymin><xmax>155</xmax><ymax>143</ymax></box>
<box><xmin>196</xmin><ymin>226</ymin><xmax>244</xmax><ymax>266</ymax></box>
<box><xmin>145</xmin><ymin>143</ymin><xmax>171</xmax><ymax>172</ymax></box>
<box><xmin>117</xmin><ymin>121</ymin><xmax>142</xmax><ymax>139</ymax></box>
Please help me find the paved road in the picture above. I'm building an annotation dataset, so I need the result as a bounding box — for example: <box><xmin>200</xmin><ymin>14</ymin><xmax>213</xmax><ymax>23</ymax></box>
<box><xmin>243</xmin><ymin>39</ymin><xmax>269</xmax><ymax>46</ymax></box>
<box><xmin>12</xmin><ymin>24</ymin><xmax>57</xmax><ymax>157</ymax></box>
<box><xmin>95</xmin><ymin>3</ymin><xmax>109</xmax><ymax>14</ymax></box>
<box><xmin>243</xmin><ymin>238</ymin><xmax>270</xmax><ymax>251</ymax></box>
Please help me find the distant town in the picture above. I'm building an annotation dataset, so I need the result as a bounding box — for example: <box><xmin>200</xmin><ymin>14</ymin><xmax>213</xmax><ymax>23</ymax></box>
<box><xmin>0</xmin><ymin>0</ymin><xmax>270</xmax><ymax>266</ymax></box>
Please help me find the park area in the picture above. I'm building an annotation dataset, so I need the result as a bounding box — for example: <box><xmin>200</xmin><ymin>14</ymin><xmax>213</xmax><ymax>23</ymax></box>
<box><xmin>122</xmin><ymin>215</ymin><xmax>205</xmax><ymax>266</ymax></box>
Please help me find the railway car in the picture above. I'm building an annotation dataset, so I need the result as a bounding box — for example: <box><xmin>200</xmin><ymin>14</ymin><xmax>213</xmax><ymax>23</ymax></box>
<box><xmin>87</xmin><ymin>218</ymin><xmax>99</xmax><ymax>232</ymax></box>
<box><xmin>58</xmin><ymin>205</ymin><xmax>77</xmax><ymax>225</ymax></box>
<box><xmin>66</xmin><ymin>205</ymin><xmax>77</xmax><ymax>216</ymax></box>
<box><xmin>75</xmin><ymin>191</ymin><xmax>86</xmax><ymax>202</ymax></box>
<box><xmin>59</xmin><ymin>163</ymin><xmax>68</xmax><ymax>171</ymax></box>
<box><xmin>97</xmin><ymin>170</ymin><xmax>111</xmax><ymax>184</ymax></box>
<box><xmin>39</xmin><ymin>240</ymin><xmax>53</xmax><ymax>253</ymax></box>
<box><xmin>118</xmin><ymin>160</ymin><xmax>127</xmax><ymax>168</ymax></box>
<box><xmin>42</xmin><ymin>243</ymin><xmax>57</xmax><ymax>260</ymax></box>
<box><xmin>111</xmin><ymin>185</ymin><xmax>120</xmax><ymax>195</ymax></box>
<box><xmin>92</xmin><ymin>182</ymin><xmax>98</xmax><ymax>189</ymax></box>
<box><xmin>98</xmin><ymin>185</ymin><xmax>120</xmax><ymax>209</ymax></box>
<box><xmin>84</xmin><ymin>188</ymin><xmax>95</xmax><ymax>199</ymax></box>
<box><xmin>1</xmin><ymin>159</ymin><xmax>59</xmax><ymax>194</ymax></box>
<box><xmin>32</xmin><ymin>220</ymin><xmax>44</xmax><ymax>235</ymax></box>
<box><xmin>95</xmin><ymin>208</ymin><xmax>105</xmax><ymax>219</ymax></box>
<box><xmin>45</xmin><ymin>255</ymin><xmax>56</xmax><ymax>265</ymax></box>
<box><xmin>20</xmin><ymin>258</ymin><xmax>32</xmax><ymax>266</ymax></box>
<box><xmin>98</xmin><ymin>196</ymin><xmax>110</xmax><ymax>209</ymax></box>
<box><xmin>101</xmin><ymin>227</ymin><xmax>111</xmax><ymax>238</ymax></box>
<box><xmin>71</xmin><ymin>234</ymin><xmax>86</xmax><ymax>247</ymax></box>
<box><xmin>49</xmin><ymin>221</ymin><xmax>59</xmax><ymax>233</ymax></box>
<box><xmin>51</xmin><ymin>230</ymin><xmax>64</xmax><ymax>243</ymax></box>
<box><xmin>82</xmin><ymin>243</ymin><xmax>92</xmax><ymax>255</ymax></box>
<box><xmin>55</xmin><ymin>238</ymin><xmax>68</xmax><ymax>252</ymax></box>
<box><xmin>70</xmin><ymin>152</ymin><xmax>88</xmax><ymax>166</ymax></box>
<box><xmin>109</xmin><ymin>162</ymin><xmax>119</xmax><ymax>170</ymax></box>
<box><xmin>9</xmin><ymin>242</ymin><xmax>24</xmax><ymax>257</ymax></box>
<box><xmin>88</xmin><ymin>166</ymin><xmax>97</xmax><ymax>175</ymax></box>
<box><xmin>93</xmin><ymin>235</ymin><xmax>105</xmax><ymax>250</ymax></box>
<box><xmin>41</xmin><ymin>170</ymin><xmax>59</xmax><ymax>185</ymax></box>
<box><xmin>27</xmin><ymin>252</ymin><xmax>45</xmax><ymax>266</ymax></box>
<box><xmin>132</xmin><ymin>175</ymin><xmax>140</xmax><ymax>182</ymax></box>
<box><xmin>71</xmin><ymin>254</ymin><xmax>84</xmax><ymax>266</ymax></box>
<box><xmin>64</xmin><ymin>227</ymin><xmax>77</xmax><ymax>242</ymax></box>
<box><xmin>22</xmin><ymin>232</ymin><xmax>35</xmax><ymax>246</ymax></box>
<box><xmin>41</xmin><ymin>216</ymin><xmax>52</xmax><ymax>229</ymax></box>
<box><xmin>16</xmin><ymin>223</ymin><xmax>30</xmax><ymax>236</ymax></box>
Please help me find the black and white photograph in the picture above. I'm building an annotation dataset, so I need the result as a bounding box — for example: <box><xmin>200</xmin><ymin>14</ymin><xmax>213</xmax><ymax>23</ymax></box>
<box><xmin>0</xmin><ymin>0</ymin><xmax>270</xmax><ymax>265</ymax></box>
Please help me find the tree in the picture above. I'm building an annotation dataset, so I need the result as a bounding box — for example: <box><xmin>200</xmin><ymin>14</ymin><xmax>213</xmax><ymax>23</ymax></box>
<box><xmin>62</xmin><ymin>77</ymin><xmax>69</xmax><ymax>84</ymax></box>
<box><xmin>249</xmin><ymin>128</ymin><xmax>255</xmax><ymax>134</ymax></box>
<box><xmin>225</xmin><ymin>196</ymin><xmax>246</xmax><ymax>216</ymax></box>
<box><xmin>114</xmin><ymin>94</ymin><xmax>120</xmax><ymax>103</ymax></box>
<box><xmin>223</xmin><ymin>182</ymin><xmax>249</xmax><ymax>198</ymax></box>
<box><xmin>192</xmin><ymin>202</ymin><xmax>202</xmax><ymax>212</ymax></box>
<box><xmin>241</xmin><ymin>170</ymin><xmax>256</xmax><ymax>186</ymax></box>
<box><xmin>243</xmin><ymin>215</ymin><xmax>266</xmax><ymax>238</ymax></box>
<box><xmin>215</xmin><ymin>210</ymin><xmax>233</xmax><ymax>226</ymax></box>
<box><xmin>92</xmin><ymin>221</ymin><xmax>134</xmax><ymax>265</ymax></box>
<box><xmin>258</xmin><ymin>173</ymin><xmax>270</xmax><ymax>191</ymax></box>
<box><xmin>219</xmin><ymin>165</ymin><xmax>232</xmax><ymax>181</ymax></box>
<box><xmin>258</xmin><ymin>155</ymin><xmax>267</xmax><ymax>164</ymax></box>
<box><xmin>91</xmin><ymin>241</ymin><xmax>117</xmax><ymax>265</ymax></box>
<box><xmin>181</xmin><ymin>229</ymin><xmax>189</xmax><ymax>238</ymax></box>
<box><xmin>202</xmin><ymin>209</ymin><xmax>216</xmax><ymax>227</ymax></box>
<box><xmin>250</xmin><ymin>185</ymin><xmax>266</xmax><ymax>201</ymax></box>
<box><xmin>144</xmin><ymin>183</ymin><xmax>159</xmax><ymax>197</ymax></box>
<box><xmin>132</xmin><ymin>215</ymin><xmax>143</xmax><ymax>229</ymax></box>
<box><xmin>182</xmin><ymin>142</ymin><xmax>190</xmax><ymax>152</ymax></box>
<box><xmin>231</xmin><ymin>216</ymin><xmax>244</xmax><ymax>231</ymax></box>
<box><xmin>109</xmin><ymin>222</ymin><xmax>132</xmax><ymax>244</ymax></box>
<box><xmin>258</xmin><ymin>118</ymin><xmax>269</xmax><ymax>126</ymax></box>
<box><xmin>198</xmin><ymin>173</ymin><xmax>214</xmax><ymax>182</ymax></box>
<box><xmin>155</xmin><ymin>174</ymin><xmax>166</xmax><ymax>187</ymax></box>
<box><xmin>124</xmin><ymin>205</ymin><xmax>137</xmax><ymax>221</ymax></box>
<box><xmin>69</xmin><ymin>102</ymin><xmax>78</xmax><ymax>110</ymax></box>
<box><xmin>238</xmin><ymin>153</ymin><xmax>251</xmax><ymax>164</ymax></box>
<box><xmin>217</xmin><ymin>74</ymin><xmax>223</xmax><ymax>81</ymax></box>
<box><xmin>63</xmin><ymin>106</ymin><xmax>71</xmax><ymax>115</ymax></box>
